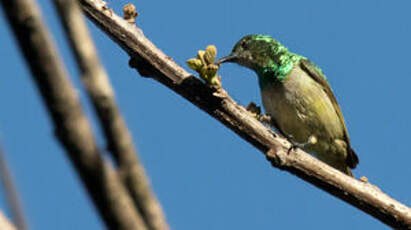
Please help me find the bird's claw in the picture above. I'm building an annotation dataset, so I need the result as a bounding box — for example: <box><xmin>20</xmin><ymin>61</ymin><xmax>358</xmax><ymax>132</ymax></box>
<box><xmin>258</xmin><ymin>114</ymin><xmax>272</xmax><ymax>124</ymax></box>
<box><xmin>287</xmin><ymin>135</ymin><xmax>317</xmax><ymax>154</ymax></box>
<box><xmin>246</xmin><ymin>102</ymin><xmax>272</xmax><ymax>124</ymax></box>
<box><xmin>246</xmin><ymin>102</ymin><xmax>261</xmax><ymax>116</ymax></box>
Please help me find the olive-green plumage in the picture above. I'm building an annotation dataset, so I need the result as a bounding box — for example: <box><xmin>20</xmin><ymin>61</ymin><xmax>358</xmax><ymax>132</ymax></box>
<box><xmin>218</xmin><ymin>34</ymin><xmax>359</xmax><ymax>175</ymax></box>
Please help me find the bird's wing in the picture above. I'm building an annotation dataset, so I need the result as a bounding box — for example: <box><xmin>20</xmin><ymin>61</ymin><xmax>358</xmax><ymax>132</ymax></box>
<box><xmin>299</xmin><ymin>59</ymin><xmax>359</xmax><ymax>168</ymax></box>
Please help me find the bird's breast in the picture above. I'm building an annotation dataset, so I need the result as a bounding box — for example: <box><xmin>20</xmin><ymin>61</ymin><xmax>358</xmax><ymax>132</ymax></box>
<box><xmin>260</xmin><ymin>66</ymin><xmax>344</xmax><ymax>146</ymax></box>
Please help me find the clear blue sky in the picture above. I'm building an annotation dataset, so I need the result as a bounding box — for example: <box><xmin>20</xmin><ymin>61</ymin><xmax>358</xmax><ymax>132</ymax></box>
<box><xmin>1</xmin><ymin>0</ymin><xmax>410</xmax><ymax>229</ymax></box>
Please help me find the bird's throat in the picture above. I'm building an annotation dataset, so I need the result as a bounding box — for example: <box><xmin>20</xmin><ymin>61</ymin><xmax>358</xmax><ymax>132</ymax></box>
<box><xmin>255</xmin><ymin>53</ymin><xmax>303</xmax><ymax>89</ymax></box>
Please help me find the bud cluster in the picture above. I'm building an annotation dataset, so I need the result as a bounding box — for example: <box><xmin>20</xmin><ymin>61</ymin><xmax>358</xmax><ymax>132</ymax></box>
<box><xmin>186</xmin><ymin>45</ymin><xmax>221</xmax><ymax>88</ymax></box>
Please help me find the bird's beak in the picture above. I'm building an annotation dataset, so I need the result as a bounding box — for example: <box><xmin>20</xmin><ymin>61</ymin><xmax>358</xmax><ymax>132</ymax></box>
<box><xmin>215</xmin><ymin>54</ymin><xmax>238</xmax><ymax>65</ymax></box>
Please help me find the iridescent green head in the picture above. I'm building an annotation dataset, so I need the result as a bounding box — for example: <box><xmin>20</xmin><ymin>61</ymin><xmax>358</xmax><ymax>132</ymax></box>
<box><xmin>218</xmin><ymin>34</ymin><xmax>303</xmax><ymax>83</ymax></box>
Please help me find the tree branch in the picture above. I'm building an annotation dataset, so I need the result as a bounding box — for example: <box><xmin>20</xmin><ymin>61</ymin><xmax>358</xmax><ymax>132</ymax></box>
<box><xmin>51</xmin><ymin>1</ymin><xmax>168</xmax><ymax>229</ymax></box>
<box><xmin>0</xmin><ymin>211</ymin><xmax>17</xmax><ymax>230</ymax></box>
<box><xmin>77</xmin><ymin>0</ymin><xmax>411</xmax><ymax>228</ymax></box>
<box><xmin>0</xmin><ymin>140</ymin><xmax>28</xmax><ymax>230</ymax></box>
<box><xmin>0</xmin><ymin>0</ymin><xmax>147</xmax><ymax>229</ymax></box>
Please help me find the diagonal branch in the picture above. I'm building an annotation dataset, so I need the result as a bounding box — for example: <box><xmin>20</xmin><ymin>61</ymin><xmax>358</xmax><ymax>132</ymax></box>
<box><xmin>51</xmin><ymin>1</ymin><xmax>168</xmax><ymax>229</ymax></box>
<box><xmin>0</xmin><ymin>0</ymin><xmax>147</xmax><ymax>229</ymax></box>
<box><xmin>0</xmin><ymin>140</ymin><xmax>28</xmax><ymax>230</ymax></box>
<box><xmin>0</xmin><ymin>211</ymin><xmax>17</xmax><ymax>230</ymax></box>
<box><xmin>78</xmin><ymin>0</ymin><xmax>411</xmax><ymax>228</ymax></box>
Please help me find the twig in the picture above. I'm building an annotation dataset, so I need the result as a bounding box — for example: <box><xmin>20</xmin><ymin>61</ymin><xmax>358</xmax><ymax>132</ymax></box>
<box><xmin>0</xmin><ymin>1</ymin><xmax>147</xmax><ymax>229</ymax></box>
<box><xmin>77</xmin><ymin>0</ymin><xmax>411</xmax><ymax>228</ymax></box>
<box><xmin>0</xmin><ymin>211</ymin><xmax>17</xmax><ymax>230</ymax></box>
<box><xmin>0</xmin><ymin>140</ymin><xmax>28</xmax><ymax>230</ymax></box>
<box><xmin>51</xmin><ymin>1</ymin><xmax>168</xmax><ymax>229</ymax></box>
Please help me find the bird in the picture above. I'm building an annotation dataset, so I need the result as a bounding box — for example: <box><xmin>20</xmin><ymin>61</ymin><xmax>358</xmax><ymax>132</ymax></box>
<box><xmin>217</xmin><ymin>34</ymin><xmax>358</xmax><ymax>176</ymax></box>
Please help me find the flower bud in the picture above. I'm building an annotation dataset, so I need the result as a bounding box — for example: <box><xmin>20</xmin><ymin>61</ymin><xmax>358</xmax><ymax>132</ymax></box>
<box><xmin>186</xmin><ymin>58</ymin><xmax>203</xmax><ymax>71</ymax></box>
<box><xmin>197</xmin><ymin>50</ymin><xmax>206</xmax><ymax>64</ymax></box>
<box><xmin>204</xmin><ymin>45</ymin><xmax>217</xmax><ymax>64</ymax></box>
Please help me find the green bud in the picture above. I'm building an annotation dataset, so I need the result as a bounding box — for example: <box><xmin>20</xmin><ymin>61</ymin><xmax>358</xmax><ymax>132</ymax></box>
<box><xmin>197</xmin><ymin>50</ymin><xmax>206</xmax><ymax>64</ymax></box>
<box><xmin>187</xmin><ymin>45</ymin><xmax>222</xmax><ymax>88</ymax></box>
<box><xmin>186</xmin><ymin>58</ymin><xmax>203</xmax><ymax>71</ymax></box>
<box><xmin>205</xmin><ymin>64</ymin><xmax>218</xmax><ymax>77</ymax></box>
<box><xmin>204</xmin><ymin>45</ymin><xmax>217</xmax><ymax>64</ymax></box>
<box><xmin>199</xmin><ymin>66</ymin><xmax>208</xmax><ymax>80</ymax></box>
<box><xmin>209</xmin><ymin>75</ymin><xmax>221</xmax><ymax>88</ymax></box>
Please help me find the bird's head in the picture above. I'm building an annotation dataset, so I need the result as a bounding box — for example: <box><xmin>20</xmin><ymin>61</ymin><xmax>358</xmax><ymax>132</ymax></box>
<box><xmin>217</xmin><ymin>34</ymin><xmax>289</xmax><ymax>71</ymax></box>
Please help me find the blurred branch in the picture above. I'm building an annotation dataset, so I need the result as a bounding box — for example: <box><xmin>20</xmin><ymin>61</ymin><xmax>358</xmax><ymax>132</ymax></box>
<box><xmin>77</xmin><ymin>0</ymin><xmax>411</xmax><ymax>228</ymax></box>
<box><xmin>0</xmin><ymin>211</ymin><xmax>17</xmax><ymax>230</ymax></box>
<box><xmin>0</xmin><ymin>0</ymin><xmax>147</xmax><ymax>229</ymax></box>
<box><xmin>0</xmin><ymin>140</ymin><xmax>28</xmax><ymax>230</ymax></box>
<box><xmin>51</xmin><ymin>0</ymin><xmax>168</xmax><ymax>229</ymax></box>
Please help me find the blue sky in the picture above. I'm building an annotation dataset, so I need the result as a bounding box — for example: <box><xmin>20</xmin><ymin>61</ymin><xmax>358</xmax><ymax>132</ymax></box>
<box><xmin>1</xmin><ymin>0</ymin><xmax>410</xmax><ymax>229</ymax></box>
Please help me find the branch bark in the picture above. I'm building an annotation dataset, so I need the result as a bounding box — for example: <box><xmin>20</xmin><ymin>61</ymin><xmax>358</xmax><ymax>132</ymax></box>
<box><xmin>0</xmin><ymin>211</ymin><xmax>17</xmax><ymax>230</ymax></box>
<box><xmin>51</xmin><ymin>1</ymin><xmax>168</xmax><ymax>229</ymax></box>
<box><xmin>0</xmin><ymin>140</ymin><xmax>28</xmax><ymax>230</ymax></box>
<box><xmin>77</xmin><ymin>0</ymin><xmax>411</xmax><ymax>228</ymax></box>
<box><xmin>0</xmin><ymin>1</ymin><xmax>147</xmax><ymax>229</ymax></box>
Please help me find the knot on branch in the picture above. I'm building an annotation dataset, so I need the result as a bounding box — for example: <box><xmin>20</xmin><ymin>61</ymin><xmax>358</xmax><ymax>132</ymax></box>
<box><xmin>266</xmin><ymin>148</ymin><xmax>290</xmax><ymax>169</ymax></box>
<box><xmin>123</xmin><ymin>4</ymin><xmax>138</xmax><ymax>24</ymax></box>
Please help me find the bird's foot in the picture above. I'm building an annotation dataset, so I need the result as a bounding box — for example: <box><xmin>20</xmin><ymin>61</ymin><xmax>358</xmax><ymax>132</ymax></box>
<box><xmin>287</xmin><ymin>135</ymin><xmax>317</xmax><ymax>154</ymax></box>
<box><xmin>246</xmin><ymin>102</ymin><xmax>272</xmax><ymax>124</ymax></box>
<box><xmin>258</xmin><ymin>114</ymin><xmax>272</xmax><ymax>124</ymax></box>
<box><xmin>246</xmin><ymin>102</ymin><xmax>261</xmax><ymax>117</ymax></box>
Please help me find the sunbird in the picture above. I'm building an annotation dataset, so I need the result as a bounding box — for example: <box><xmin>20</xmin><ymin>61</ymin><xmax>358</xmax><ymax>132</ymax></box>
<box><xmin>217</xmin><ymin>34</ymin><xmax>359</xmax><ymax>175</ymax></box>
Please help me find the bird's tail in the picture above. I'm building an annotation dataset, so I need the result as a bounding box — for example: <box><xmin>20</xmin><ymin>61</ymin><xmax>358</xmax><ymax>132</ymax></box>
<box><xmin>342</xmin><ymin>167</ymin><xmax>354</xmax><ymax>177</ymax></box>
<box><xmin>319</xmin><ymin>156</ymin><xmax>355</xmax><ymax>177</ymax></box>
<box><xmin>346</xmin><ymin>147</ymin><xmax>359</xmax><ymax>169</ymax></box>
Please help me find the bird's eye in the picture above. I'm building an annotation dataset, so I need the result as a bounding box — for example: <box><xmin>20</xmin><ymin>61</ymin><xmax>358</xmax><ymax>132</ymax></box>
<box><xmin>240</xmin><ymin>41</ymin><xmax>248</xmax><ymax>49</ymax></box>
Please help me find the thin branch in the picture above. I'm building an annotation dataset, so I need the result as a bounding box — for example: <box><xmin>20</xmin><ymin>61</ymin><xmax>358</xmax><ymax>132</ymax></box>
<box><xmin>0</xmin><ymin>211</ymin><xmax>17</xmax><ymax>230</ymax></box>
<box><xmin>0</xmin><ymin>1</ymin><xmax>147</xmax><ymax>229</ymax></box>
<box><xmin>77</xmin><ymin>0</ymin><xmax>411</xmax><ymax>228</ymax></box>
<box><xmin>0</xmin><ymin>140</ymin><xmax>28</xmax><ymax>230</ymax></box>
<box><xmin>51</xmin><ymin>1</ymin><xmax>168</xmax><ymax>229</ymax></box>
